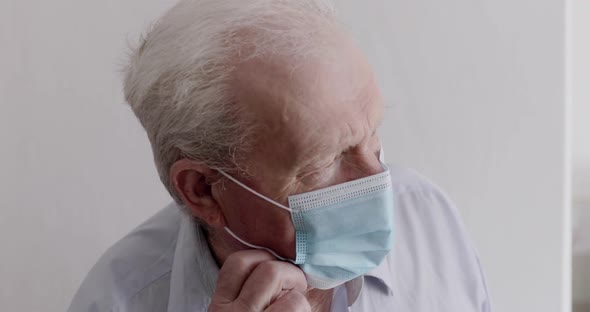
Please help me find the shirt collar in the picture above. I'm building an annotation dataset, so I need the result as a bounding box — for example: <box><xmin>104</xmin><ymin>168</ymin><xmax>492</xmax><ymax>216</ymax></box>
<box><xmin>364</xmin><ymin>256</ymin><xmax>395</xmax><ymax>296</ymax></box>
<box><xmin>341</xmin><ymin>255</ymin><xmax>394</xmax><ymax>307</ymax></box>
<box><xmin>167</xmin><ymin>214</ymin><xmax>219</xmax><ymax>311</ymax></box>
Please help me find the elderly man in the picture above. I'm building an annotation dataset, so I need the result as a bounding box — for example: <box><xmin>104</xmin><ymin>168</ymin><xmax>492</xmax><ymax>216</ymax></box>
<box><xmin>69</xmin><ymin>0</ymin><xmax>491</xmax><ymax>311</ymax></box>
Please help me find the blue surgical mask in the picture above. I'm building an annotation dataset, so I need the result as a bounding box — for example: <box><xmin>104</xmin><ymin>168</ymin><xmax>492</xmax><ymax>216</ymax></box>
<box><xmin>218</xmin><ymin>152</ymin><xmax>394</xmax><ymax>289</ymax></box>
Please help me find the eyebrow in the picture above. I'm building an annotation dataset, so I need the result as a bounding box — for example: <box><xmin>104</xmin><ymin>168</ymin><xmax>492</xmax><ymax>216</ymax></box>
<box><xmin>299</xmin><ymin>113</ymin><xmax>383</xmax><ymax>171</ymax></box>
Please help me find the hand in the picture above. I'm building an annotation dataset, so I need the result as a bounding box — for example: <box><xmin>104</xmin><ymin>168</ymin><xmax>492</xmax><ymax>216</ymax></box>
<box><xmin>208</xmin><ymin>250</ymin><xmax>310</xmax><ymax>312</ymax></box>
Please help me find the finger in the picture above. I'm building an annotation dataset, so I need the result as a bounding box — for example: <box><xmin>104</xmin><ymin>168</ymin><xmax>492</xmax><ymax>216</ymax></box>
<box><xmin>212</xmin><ymin>250</ymin><xmax>275</xmax><ymax>303</ymax></box>
<box><xmin>236</xmin><ymin>260</ymin><xmax>307</xmax><ymax>311</ymax></box>
<box><xmin>264</xmin><ymin>290</ymin><xmax>311</xmax><ymax>312</ymax></box>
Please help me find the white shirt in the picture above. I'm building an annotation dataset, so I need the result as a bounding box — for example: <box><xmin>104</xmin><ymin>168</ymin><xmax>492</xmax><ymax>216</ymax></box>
<box><xmin>68</xmin><ymin>166</ymin><xmax>492</xmax><ymax>311</ymax></box>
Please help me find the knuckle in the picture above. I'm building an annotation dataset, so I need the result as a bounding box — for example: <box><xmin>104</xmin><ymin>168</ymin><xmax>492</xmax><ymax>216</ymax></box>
<box><xmin>284</xmin><ymin>291</ymin><xmax>311</xmax><ymax>311</ymax></box>
<box><xmin>291</xmin><ymin>290</ymin><xmax>307</xmax><ymax>301</ymax></box>
<box><xmin>293</xmin><ymin>266</ymin><xmax>306</xmax><ymax>280</ymax></box>
<box><xmin>257</xmin><ymin>261</ymin><xmax>281</xmax><ymax>277</ymax></box>
<box><xmin>225</xmin><ymin>253</ymin><xmax>250</xmax><ymax>271</ymax></box>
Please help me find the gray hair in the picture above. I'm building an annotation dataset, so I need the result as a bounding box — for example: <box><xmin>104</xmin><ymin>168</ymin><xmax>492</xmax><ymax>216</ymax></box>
<box><xmin>123</xmin><ymin>0</ymin><xmax>338</xmax><ymax>204</ymax></box>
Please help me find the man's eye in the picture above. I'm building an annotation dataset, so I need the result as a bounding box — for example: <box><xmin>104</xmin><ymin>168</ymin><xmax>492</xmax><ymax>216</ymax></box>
<box><xmin>300</xmin><ymin>160</ymin><xmax>336</xmax><ymax>185</ymax></box>
<box><xmin>303</xmin><ymin>171</ymin><xmax>327</xmax><ymax>184</ymax></box>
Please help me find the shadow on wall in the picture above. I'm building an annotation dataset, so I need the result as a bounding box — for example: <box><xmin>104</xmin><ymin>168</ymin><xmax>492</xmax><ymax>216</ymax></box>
<box><xmin>573</xmin><ymin>198</ymin><xmax>590</xmax><ymax>311</ymax></box>
<box><xmin>574</xmin><ymin>303</ymin><xmax>590</xmax><ymax>312</ymax></box>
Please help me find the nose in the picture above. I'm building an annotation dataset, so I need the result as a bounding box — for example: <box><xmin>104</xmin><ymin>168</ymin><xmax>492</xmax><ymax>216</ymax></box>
<box><xmin>342</xmin><ymin>146</ymin><xmax>385</xmax><ymax>181</ymax></box>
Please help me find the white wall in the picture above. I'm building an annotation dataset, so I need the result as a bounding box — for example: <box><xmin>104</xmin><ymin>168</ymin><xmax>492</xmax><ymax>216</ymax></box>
<box><xmin>572</xmin><ymin>0</ymin><xmax>590</xmax><ymax>307</ymax></box>
<box><xmin>0</xmin><ymin>1</ymin><xmax>569</xmax><ymax>312</ymax></box>
<box><xmin>336</xmin><ymin>1</ymin><xmax>568</xmax><ymax>312</ymax></box>
<box><xmin>572</xmin><ymin>0</ymin><xmax>590</xmax><ymax>201</ymax></box>
<box><xmin>0</xmin><ymin>2</ymin><xmax>175</xmax><ymax>311</ymax></box>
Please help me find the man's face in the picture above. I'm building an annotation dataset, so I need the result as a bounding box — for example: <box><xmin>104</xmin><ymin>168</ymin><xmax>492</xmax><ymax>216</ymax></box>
<box><xmin>212</xmin><ymin>35</ymin><xmax>384</xmax><ymax>260</ymax></box>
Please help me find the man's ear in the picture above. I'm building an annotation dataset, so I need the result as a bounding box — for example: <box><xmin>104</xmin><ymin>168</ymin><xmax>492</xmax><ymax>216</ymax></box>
<box><xmin>169</xmin><ymin>159</ymin><xmax>226</xmax><ymax>228</ymax></box>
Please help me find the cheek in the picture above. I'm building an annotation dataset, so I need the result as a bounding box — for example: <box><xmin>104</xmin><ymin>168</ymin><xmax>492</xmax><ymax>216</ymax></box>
<box><xmin>214</xmin><ymin>182</ymin><xmax>297</xmax><ymax>259</ymax></box>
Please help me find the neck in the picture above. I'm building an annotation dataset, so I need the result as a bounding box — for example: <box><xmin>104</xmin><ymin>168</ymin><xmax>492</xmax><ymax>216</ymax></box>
<box><xmin>205</xmin><ymin>227</ymin><xmax>241</xmax><ymax>267</ymax></box>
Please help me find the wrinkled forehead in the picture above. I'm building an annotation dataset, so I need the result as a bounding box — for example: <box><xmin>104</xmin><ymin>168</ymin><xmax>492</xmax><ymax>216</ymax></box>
<box><xmin>232</xmin><ymin>37</ymin><xmax>384</xmax><ymax>169</ymax></box>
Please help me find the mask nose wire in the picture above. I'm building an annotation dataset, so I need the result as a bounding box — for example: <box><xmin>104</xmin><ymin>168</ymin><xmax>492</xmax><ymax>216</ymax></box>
<box><xmin>217</xmin><ymin>170</ymin><xmax>293</xmax><ymax>212</ymax></box>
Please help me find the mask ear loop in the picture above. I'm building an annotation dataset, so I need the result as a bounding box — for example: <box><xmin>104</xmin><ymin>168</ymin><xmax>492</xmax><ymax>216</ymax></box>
<box><xmin>217</xmin><ymin>170</ymin><xmax>297</xmax><ymax>263</ymax></box>
<box><xmin>217</xmin><ymin>170</ymin><xmax>293</xmax><ymax>212</ymax></box>
<box><xmin>224</xmin><ymin>226</ymin><xmax>297</xmax><ymax>264</ymax></box>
